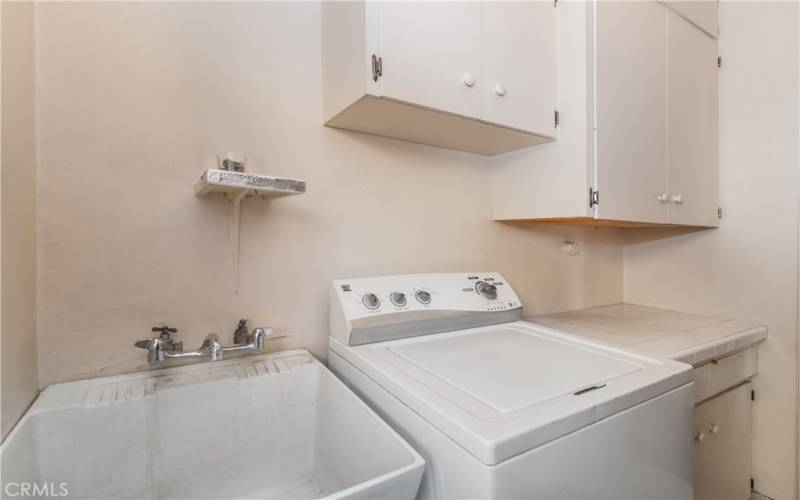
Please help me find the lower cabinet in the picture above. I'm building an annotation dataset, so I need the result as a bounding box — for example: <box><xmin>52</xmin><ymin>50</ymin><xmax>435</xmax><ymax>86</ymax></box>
<box><xmin>693</xmin><ymin>382</ymin><xmax>752</xmax><ymax>500</ymax></box>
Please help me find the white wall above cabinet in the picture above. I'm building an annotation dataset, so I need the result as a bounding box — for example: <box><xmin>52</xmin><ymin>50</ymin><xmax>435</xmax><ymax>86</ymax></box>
<box><xmin>492</xmin><ymin>0</ymin><xmax>719</xmax><ymax>228</ymax></box>
<box><xmin>321</xmin><ymin>1</ymin><xmax>558</xmax><ymax>156</ymax></box>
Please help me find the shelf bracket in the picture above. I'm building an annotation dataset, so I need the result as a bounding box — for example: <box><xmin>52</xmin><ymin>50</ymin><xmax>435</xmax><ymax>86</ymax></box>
<box><xmin>195</xmin><ymin>169</ymin><xmax>306</xmax><ymax>294</ymax></box>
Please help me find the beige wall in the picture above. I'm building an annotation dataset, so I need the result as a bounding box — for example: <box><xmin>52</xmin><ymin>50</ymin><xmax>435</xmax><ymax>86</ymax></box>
<box><xmin>1</xmin><ymin>1</ymin><xmax>38</xmax><ymax>440</ymax></box>
<box><xmin>34</xmin><ymin>2</ymin><xmax>623</xmax><ymax>385</ymax></box>
<box><xmin>623</xmin><ymin>2</ymin><xmax>799</xmax><ymax>498</ymax></box>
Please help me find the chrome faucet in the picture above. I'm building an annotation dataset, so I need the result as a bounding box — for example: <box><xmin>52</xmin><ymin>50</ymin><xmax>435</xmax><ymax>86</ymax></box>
<box><xmin>135</xmin><ymin>321</ymin><xmax>271</xmax><ymax>367</ymax></box>
<box><xmin>225</xmin><ymin>319</ymin><xmax>270</xmax><ymax>354</ymax></box>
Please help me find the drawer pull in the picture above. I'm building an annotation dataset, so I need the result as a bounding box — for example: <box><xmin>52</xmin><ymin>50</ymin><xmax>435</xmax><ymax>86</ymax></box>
<box><xmin>708</xmin><ymin>423</ymin><xmax>720</xmax><ymax>434</ymax></box>
<box><xmin>694</xmin><ymin>431</ymin><xmax>706</xmax><ymax>443</ymax></box>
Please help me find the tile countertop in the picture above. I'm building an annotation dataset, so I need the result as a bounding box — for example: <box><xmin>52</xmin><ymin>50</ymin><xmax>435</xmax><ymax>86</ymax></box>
<box><xmin>526</xmin><ymin>304</ymin><xmax>767</xmax><ymax>367</ymax></box>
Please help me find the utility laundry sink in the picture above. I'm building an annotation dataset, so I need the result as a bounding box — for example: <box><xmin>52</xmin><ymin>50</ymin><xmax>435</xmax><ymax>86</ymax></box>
<box><xmin>0</xmin><ymin>350</ymin><xmax>424</xmax><ymax>499</ymax></box>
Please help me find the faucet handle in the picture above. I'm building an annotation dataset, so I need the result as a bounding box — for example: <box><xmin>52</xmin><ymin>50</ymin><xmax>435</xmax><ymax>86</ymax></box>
<box><xmin>134</xmin><ymin>339</ymin><xmax>151</xmax><ymax>350</ymax></box>
<box><xmin>147</xmin><ymin>326</ymin><xmax>182</xmax><ymax>352</ymax></box>
<box><xmin>152</xmin><ymin>325</ymin><xmax>178</xmax><ymax>338</ymax></box>
<box><xmin>233</xmin><ymin>319</ymin><xmax>250</xmax><ymax>344</ymax></box>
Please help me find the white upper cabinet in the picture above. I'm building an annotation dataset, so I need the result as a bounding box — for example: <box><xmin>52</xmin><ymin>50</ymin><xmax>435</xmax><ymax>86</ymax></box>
<box><xmin>379</xmin><ymin>2</ymin><xmax>481</xmax><ymax>119</ymax></box>
<box><xmin>491</xmin><ymin>0</ymin><xmax>719</xmax><ymax>228</ymax></box>
<box><xmin>595</xmin><ymin>1</ymin><xmax>669</xmax><ymax>224</ymax></box>
<box><xmin>668</xmin><ymin>10</ymin><xmax>719</xmax><ymax>226</ymax></box>
<box><xmin>481</xmin><ymin>1</ymin><xmax>558</xmax><ymax>136</ymax></box>
<box><xmin>321</xmin><ymin>1</ymin><xmax>559</xmax><ymax>156</ymax></box>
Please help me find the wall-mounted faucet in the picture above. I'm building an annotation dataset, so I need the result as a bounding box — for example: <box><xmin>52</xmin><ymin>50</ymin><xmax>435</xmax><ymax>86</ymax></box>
<box><xmin>134</xmin><ymin>320</ymin><xmax>271</xmax><ymax>367</ymax></box>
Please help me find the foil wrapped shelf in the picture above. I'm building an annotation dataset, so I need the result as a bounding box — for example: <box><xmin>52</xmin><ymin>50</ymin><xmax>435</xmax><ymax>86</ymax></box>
<box><xmin>195</xmin><ymin>169</ymin><xmax>306</xmax><ymax>199</ymax></box>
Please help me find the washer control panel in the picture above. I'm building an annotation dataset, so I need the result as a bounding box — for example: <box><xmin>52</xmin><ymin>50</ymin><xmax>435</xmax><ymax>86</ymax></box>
<box><xmin>330</xmin><ymin>273</ymin><xmax>523</xmax><ymax>345</ymax></box>
<box><xmin>333</xmin><ymin>273</ymin><xmax>521</xmax><ymax>318</ymax></box>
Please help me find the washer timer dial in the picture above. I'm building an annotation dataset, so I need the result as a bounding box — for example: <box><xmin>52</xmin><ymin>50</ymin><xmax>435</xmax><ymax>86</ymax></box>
<box><xmin>475</xmin><ymin>281</ymin><xmax>498</xmax><ymax>300</ymax></box>
<box><xmin>390</xmin><ymin>292</ymin><xmax>407</xmax><ymax>307</ymax></box>
<box><xmin>362</xmin><ymin>293</ymin><xmax>380</xmax><ymax>310</ymax></box>
<box><xmin>414</xmin><ymin>290</ymin><xmax>432</xmax><ymax>305</ymax></box>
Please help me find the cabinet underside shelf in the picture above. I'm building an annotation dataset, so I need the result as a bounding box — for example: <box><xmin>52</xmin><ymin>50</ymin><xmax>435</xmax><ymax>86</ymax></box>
<box><xmin>326</xmin><ymin>95</ymin><xmax>552</xmax><ymax>156</ymax></box>
<box><xmin>502</xmin><ymin>217</ymin><xmax>689</xmax><ymax>228</ymax></box>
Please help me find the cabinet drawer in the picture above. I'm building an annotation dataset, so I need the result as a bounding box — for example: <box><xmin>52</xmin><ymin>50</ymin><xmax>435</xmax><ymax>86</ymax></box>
<box><xmin>693</xmin><ymin>347</ymin><xmax>758</xmax><ymax>404</ymax></box>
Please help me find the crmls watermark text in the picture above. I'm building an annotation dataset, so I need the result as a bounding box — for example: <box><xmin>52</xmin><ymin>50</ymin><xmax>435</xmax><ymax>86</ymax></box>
<box><xmin>3</xmin><ymin>482</ymin><xmax>69</xmax><ymax>497</ymax></box>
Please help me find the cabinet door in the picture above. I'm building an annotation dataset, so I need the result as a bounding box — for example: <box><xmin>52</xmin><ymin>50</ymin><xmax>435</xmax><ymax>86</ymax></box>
<box><xmin>378</xmin><ymin>2</ymin><xmax>481</xmax><ymax>119</ymax></box>
<box><xmin>595</xmin><ymin>1</ymin><xmax>669</xmax><ymax>224</ymax></box>
<box><xmin>481</xmin><ymin>1</ymin><xmax>557</xmax><ymax>137</ymax></box>
<box><xmin>693</xmin><ymin>383</ymin><xmax>752</xmax><ymax>500</ymax></box>
<box><xmin>667</xmin><ymin>11</ymin><xmax>719</xmax><ymax>226</ymax></box>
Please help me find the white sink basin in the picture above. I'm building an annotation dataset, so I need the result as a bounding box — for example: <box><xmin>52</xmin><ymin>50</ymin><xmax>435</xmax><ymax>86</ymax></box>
<box><xmin>1</xmin><ymin>349</ymin><xmax>424</xmax><ymax>499</ymax></box>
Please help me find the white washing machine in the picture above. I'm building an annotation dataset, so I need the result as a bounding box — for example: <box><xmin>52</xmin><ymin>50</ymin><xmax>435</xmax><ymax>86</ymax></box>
<box><xmin>328</xmin><ymin>273</ymin><xmax>694</xmax><ymax>499</ymax></box>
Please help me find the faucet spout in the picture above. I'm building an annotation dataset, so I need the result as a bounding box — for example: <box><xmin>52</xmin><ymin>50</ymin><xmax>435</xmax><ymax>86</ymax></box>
<box><xmin>222</xmin><ymin>326</ymin><xmax>271</xmax><ymax>355</ymax></box>
<box><xmin>163</xmin><ymin>333</ymin><xmax>223</xmax><ymax>364</ymax></box>
<box><xmin>134</xmin><ymin>329</ymin><xmax>224</xmax><ymax>367</ymax></box>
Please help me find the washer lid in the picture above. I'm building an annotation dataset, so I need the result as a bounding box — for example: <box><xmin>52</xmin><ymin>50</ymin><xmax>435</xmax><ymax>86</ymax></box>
<box><xmin>332</xmin><ymin>321</ymin><xmax>692</xmax><ymax>466</ymax></box>
<box><xmin>389</xmin><ymin>328</ymin><xmax>640</xmax><ymax>414</ymax></box>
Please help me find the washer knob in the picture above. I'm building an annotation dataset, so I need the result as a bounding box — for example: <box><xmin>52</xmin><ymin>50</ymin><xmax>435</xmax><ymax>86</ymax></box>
<box><xmin>362</xmin><ymin>293</ymin><xmax>380</xmax><ymax>310</ymax></box>
<box><xmin>390</xmin><ymin>292</ymin><xmax>407</xmax><ymax>307</ymax></box>
<box><xmin>414</xmin><ymin>290</ymin><xmax>432</xmax><ymax>305</ymax></box>
<box><xmin>476</xmin><ymin>281</ymin><xmax>498</xmax><ymax>300</ymax></box>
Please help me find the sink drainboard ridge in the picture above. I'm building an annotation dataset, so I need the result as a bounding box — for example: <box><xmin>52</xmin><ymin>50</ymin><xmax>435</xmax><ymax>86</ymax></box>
<box><xmin>81</xmin><ymin>352</ymin><xmax>312</xmax><ymax>408</ymax></box>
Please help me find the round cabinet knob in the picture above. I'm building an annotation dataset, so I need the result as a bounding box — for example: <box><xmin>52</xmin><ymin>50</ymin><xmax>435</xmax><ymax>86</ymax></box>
<box><xmin>694</xmin><ymin>431</ymin><xmax>706</xmax><ymax>443</ymax></box>
<box><xmin>708</xmin><ymin>423</ymin><xmax>720</xmax><ymax>434</ymax></box>
<box><xmin>390</xmin><ymin>292</ymin><xmax>407</xmax><ymax>308</ymax></box>
<box><xmin>362</xmin><ymin>293</ymin><xmax>380</xmax><ymax>310</ymax></box>
<box><xmin>672</xmin><ymin>194</ymin><xmax>684</xmax><ymax>204</ymax></box>
<box><xmin>495</xmin><ymin>83</ymin><xmax>507</xmax><ymax>97</ymax></box>
<box><xmin>414</xmin><ymin>290</ymin><xmax>432</xmax><ymax>305</ymax></box>
<box><xmin>463</xmin><ymin>72</ymin><xmax>476</xmax><ymax>88</ymax></box>
<box><xmin>476</xmin><ymin>281</ymin><xmax>498</xmax><ymax>300</ymax></box>
<box><xmin>657</xmin><ymin>192</ymin><xmax>669</xmax><ymax>203</ymax></box>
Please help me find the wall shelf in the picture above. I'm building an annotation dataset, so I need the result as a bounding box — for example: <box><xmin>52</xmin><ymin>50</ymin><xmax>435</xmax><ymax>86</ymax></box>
<box><xmin>194</xmin><ymin>169</ymin><xmax>306</xmax><ymax>199</ymax></box>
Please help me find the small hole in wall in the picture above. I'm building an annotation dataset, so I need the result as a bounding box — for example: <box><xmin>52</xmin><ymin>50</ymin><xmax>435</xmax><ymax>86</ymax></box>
<box><xmin>561</xmin><ymin>241</ymin><xmax>580</xmax><ymax>256</ymax></box>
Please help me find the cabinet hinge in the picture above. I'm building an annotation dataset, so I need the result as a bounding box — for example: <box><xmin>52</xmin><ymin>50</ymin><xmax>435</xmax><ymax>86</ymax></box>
<box><xmin>554</xmin><ymin>109</ymin><xmax>560</xmax><ymax>128</ymax></box>
<box><xmin>589</xmin><ymin>188</ymin><xmax>599</xmax><ymax>208</ymax></box>
<box><xmin>717</xmin><ymin>56</ymin><xmax>722</xmax><ymax>68</ymax></box>
<box><xmin>371</xmin><ymin>54</ymin><xmax>383</xmax><ymax>82</ymax></box>
<box><xmin>717</xmin><ymin>206</ymin><xmax>723</xmax><ymax>218</ymax></box>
